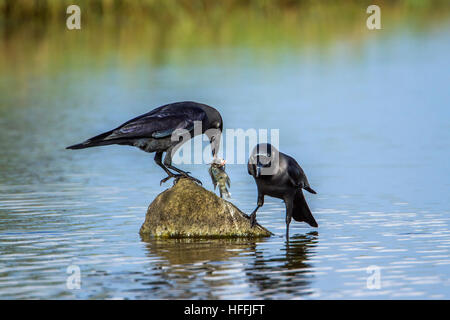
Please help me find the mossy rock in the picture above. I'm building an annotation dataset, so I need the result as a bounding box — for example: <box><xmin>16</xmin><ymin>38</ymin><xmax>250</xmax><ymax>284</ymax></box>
<box><xmin>140</xmin><ymin>178</ymin><xmax>272</xmax><ymax>238</ymax></box>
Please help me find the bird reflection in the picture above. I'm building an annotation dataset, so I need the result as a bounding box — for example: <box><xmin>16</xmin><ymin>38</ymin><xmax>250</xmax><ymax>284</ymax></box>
<box><xmin>245</xmin><ymin>231</ymin><xmax>318</xmax><ymax>298</ymax></box>
<box><xmin>139</xmin><ymin>232</ymin><xmax>318</xmax><ymax>299</ymax></box>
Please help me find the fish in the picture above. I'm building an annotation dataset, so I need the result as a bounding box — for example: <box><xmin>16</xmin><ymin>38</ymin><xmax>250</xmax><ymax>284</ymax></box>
<box><xmin>208</xmin><ymin>158</ymin><xmax>231</xmax><ymax>199</ymax></box>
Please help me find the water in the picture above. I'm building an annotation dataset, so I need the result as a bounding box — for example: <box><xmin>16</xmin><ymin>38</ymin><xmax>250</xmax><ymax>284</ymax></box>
<box><xmin>1</xmin><ymin>24</ymin><xmax>450</xmax><ymax>299</ymax></box>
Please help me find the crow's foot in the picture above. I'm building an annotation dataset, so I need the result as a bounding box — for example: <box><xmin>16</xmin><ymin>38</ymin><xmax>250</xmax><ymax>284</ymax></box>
<box><xmin>178</xmin><ymin>174</ymin><xmax>202</xmax><ymax>186</ymax></box>
<box><xmin>160</xmin><ymin>173</ymin><xmax>202</xmax><ymax>186</ymax></box>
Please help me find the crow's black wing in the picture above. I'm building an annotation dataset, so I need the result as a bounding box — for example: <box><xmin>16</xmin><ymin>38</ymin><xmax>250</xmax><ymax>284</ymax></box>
<box><xmin>66</xmin><ymin>101</ymin><xmax>208</xmax><ymax>149</ymax></box>
<box><xmin>286</xmin><ymin>156</ymin><xmax>306</xmax><ymax>187</ymax></box>
<box><xmin>286</xmin><ymin>156</ymin><xmax>317</xmax><ymax>194</ymax></box>
<box><xmin>105</xmin><ymin>109</ymin><xmax>206</xmax><ymax>140</ymax></box>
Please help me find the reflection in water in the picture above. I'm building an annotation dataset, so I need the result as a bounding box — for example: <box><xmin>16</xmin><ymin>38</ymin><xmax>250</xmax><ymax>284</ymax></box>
<box><xmin>140</xmin><ymin>236</ymin><xmax>260</xmax><ymax>265</ymax></box>
<box><xmin>246</xmin><ymin>232</ymin><xmax>318</xmax><ymax>298</ymax></box>
<box><xmin>140</xmin><ymin>233</ymin><xmax>318</xmax><ymax>299</ymax></box>
<box><xmin>138</xmin><ymin>236</ymin><xmax>264</xmax><ymax>299</ymax></box>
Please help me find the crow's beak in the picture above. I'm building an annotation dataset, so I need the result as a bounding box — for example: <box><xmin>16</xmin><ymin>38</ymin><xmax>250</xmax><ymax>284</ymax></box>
<box><xmin>255</xmin><ymin>165</ymin><xmax>262</xmax><ymax>178</ymax></box>
<box><xmin>210</xmin><ymin>132</ymin><xmax>222</xmax><ymax>159</ymax></box>
<box><xmin>208</xmin><ymin>136</ymin><xmax>215</xmax><ymax>157</ymax></box>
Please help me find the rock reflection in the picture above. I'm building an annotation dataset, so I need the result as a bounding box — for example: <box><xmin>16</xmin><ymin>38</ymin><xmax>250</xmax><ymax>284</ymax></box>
<box><xmin>139</xmin><ymin>235</ymin><xmax>267</xmax><ymax>299</ymax></box>
<box><xmin>140</xmin><ymin>235</ymin><xmax>262</xmax><ymax>265</ymax></box>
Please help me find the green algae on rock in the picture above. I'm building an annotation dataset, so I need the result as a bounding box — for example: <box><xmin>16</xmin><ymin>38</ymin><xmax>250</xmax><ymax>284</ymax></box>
<box><xmin>140</xmin><ymin>178</ymin><xmax>272</xmax><ymax>238</ymax></box>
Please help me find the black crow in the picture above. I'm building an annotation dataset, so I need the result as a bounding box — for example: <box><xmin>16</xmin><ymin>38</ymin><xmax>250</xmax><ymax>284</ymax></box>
<box><xmin>247</xmin><ymin>143</ymin><xmax>318</xmax><ymax>239</ymax></box>
<box><xmin>67</xmin><ymin>101</ymin><xmax>223</xmax><ymax>185</ymax></box>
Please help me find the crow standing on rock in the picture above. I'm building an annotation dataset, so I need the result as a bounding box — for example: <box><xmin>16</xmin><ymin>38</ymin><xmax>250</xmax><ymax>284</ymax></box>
<box><xmin>67</xmin><ymin>101</ymin><xmax>223</xmax><ymax>185</ymax></box>
<box><xmin>247</xmin><ymin>143</ymin><xmax>318</xmax><ymax>239</ymax></box>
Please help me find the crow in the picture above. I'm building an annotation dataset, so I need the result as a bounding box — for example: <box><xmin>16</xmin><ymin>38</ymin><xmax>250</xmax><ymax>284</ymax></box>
<box><xmin>66</xmin><ymin>101</ymin><xmax>223</xmax><ymax>185</ymax></box>
<box><xmin>247</xmin><ymin>143</ymin><xmax>318</xmax><ymax>239</ymax></box>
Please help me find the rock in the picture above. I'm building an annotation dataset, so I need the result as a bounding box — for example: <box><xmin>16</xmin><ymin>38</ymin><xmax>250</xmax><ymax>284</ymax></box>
<box><xmin>140</xmin><ymin>178</ymin><xmax>272</xmax><ymax>238</ymax></box>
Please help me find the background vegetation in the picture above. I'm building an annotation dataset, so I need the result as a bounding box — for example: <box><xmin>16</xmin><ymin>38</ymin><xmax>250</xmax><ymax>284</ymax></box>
<box><xmin>0</xmin><ymin>0</ymin><xmax>449</xmax><ymax>77</ymax></box>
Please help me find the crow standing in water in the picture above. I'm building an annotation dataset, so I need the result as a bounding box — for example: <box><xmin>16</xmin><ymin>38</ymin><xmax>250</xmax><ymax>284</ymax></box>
<box><xmin>247</xmin><ymin>143</ymin><xmax>318</xmax><ymax>239</ymax></box>
<box><xmin>67</xmin><ymin>101</ymin><xmax>223</xmax><ymax>185</ymax></box>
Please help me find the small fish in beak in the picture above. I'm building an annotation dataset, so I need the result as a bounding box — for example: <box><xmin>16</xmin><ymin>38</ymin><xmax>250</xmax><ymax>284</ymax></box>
<box><xmin>208</xmin><ymin>158</ymin><xmax>231</xmax><ymax>199</ymax></box>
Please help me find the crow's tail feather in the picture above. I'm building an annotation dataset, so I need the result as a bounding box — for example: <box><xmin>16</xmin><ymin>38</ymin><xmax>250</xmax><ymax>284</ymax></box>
<box><xmin>292</xmin><ymin>189</ymin><xmax>318</xmax><ymax>227</ymax></box>
<box><xmin>66</xmin><ymin>130</ymin><xmax>117</xmax><ymax>150</ymax></box>
<box><xmin>304</xmin><ymin>186</ymin><xmax>317</xmax><ymax>194</ymax></box>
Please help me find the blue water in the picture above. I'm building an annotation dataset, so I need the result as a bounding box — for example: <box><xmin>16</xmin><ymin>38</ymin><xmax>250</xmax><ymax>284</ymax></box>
<box><xmin>0</xmin><ymin>26</ymin><xmax>449</xmax><ymax>299</ymax></box>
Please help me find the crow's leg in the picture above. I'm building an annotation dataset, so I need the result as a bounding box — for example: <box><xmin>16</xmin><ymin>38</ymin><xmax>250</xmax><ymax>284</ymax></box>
<box><xmin>284</xmin><ymin>197</ymin><xmax>294</xmax><ymax>241</ymax></box>
<box><xmin>250</xmin><ymin>193</ymin><xmax>264</xmax><ymax>228</ymax></box>
<box><xmin>155</xmin><ymin>152</ymin><xmax>181</xmax><ymax>186</ymax></box>
<box><xmin>155</xmin><ymin>151</ymin><xmax>187</xmax><ymax>186</ymax></box>
<box><xmin>166</xmin><ymin>164</ymin><xmax>191</xmax><ymax>176</ymax></box>
<box><xmin>162</xmin><ymin>149</ymin><xmax>202</xmax><ymax>185</ymax></box>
